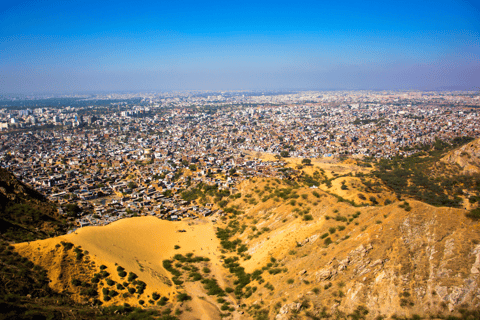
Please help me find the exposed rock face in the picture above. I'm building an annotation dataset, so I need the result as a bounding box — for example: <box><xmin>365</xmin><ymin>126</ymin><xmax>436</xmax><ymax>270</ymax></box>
<box><xmin>441</xmin><ymin>138</ymin><xmax>480</xmax><ymax>174</ymax></box>
<box><xmin>312</xmin><ymin>205</ymin><xmax>480</xmax><ymax>318</ymax></box>
<box><xmin>275</xmin><ymin>302</ymin><xmax>302</xmax><ymax>319</ymax></box>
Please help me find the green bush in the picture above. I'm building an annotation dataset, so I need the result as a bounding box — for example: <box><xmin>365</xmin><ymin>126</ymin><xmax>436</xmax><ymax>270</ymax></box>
<box><xmin>127</xmin><ymin>272</ymin><xmax>138</xmax><ymax>282</ymax></box>
<box><xmin>177</xmin><ymin>293</ymin><xmax>192</xmax><ymax>301</ymax></box>
<box><xmin>467</xmin><ymin>208</ymin><xmax>480</xmax><ymax>220</ymax></box>
<box><xmin>303</xmin><ymin>214</ymin><xmax>313</xmax><ymax>221</ymax></box>
<box><xmin>324</xmin><ymin>237</ymin><xmax>333</xmax><ymax>246</ymax></box>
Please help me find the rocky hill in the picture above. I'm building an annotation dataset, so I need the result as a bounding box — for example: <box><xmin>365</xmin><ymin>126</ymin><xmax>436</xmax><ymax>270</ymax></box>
<box><xmin>441</xmin><ymin>137</ymin><xmax>480</xmax><ymax>174</ymax></box>
<box><xmin>0</xmin><ymin>167</ymin><xmax>66</xmax><ymax>242</ymax></box>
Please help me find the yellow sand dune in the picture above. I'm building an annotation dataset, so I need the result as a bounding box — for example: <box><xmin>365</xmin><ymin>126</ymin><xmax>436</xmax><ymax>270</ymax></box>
<box><xmin>16</xmin><ymin>216</ymin><xmax>222</xmax><ymax>307</ymax></box>
<box><xmin>65</xmin><ymin>217</ymin><xmax>220</xmax><ymax>296</ymax></box>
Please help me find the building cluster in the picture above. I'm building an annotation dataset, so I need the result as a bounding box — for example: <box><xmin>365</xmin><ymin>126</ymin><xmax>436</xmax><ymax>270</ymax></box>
<box><xmin>0</xmin><ymin>128</ymin><xmax>285</xmax><ymax>228</ymax></box>
<box><xmin>0</xmin><ymin>90</ymin><xmax>478</xmax><ymax>228</ymax></box>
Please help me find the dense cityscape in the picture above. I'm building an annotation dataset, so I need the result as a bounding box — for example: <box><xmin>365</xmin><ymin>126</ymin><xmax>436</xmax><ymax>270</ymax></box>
<box><xmin>1</xmin><ymin>90</ymin><xmax>479</xmax><ymax>229</ymax></box>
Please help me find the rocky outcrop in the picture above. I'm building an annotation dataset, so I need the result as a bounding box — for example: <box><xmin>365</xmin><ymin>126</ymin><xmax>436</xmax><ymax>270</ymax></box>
<box><xmin>441</xmin><ymin>138</ymin><xmax>480</xmax><ymax>174</ymax></box>
<box><xmin>281</xmin><ymin>203</ymin><xmax>480</xmax><ymax>319</ymax></box>
<box><xmin>275</xmin><ymin>302</ymin><xmax>303</xmax><ymax>320</ymax></box>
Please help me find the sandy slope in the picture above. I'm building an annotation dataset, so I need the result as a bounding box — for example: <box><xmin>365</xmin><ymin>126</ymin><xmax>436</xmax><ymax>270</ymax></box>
<box><xmin>15</xmin><ymin>216</ymin><xmax>223</xmax><ymax>309</ymax></box>
<box><xmin>65</xmin><ymin>217</ymin><xmax>221</xmax><ymax>297</ymax></box>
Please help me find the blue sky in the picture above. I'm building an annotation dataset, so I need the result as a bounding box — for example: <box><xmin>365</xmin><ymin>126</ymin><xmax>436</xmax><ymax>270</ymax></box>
<box><xmin>1</xmin><ymin>0</ymin><xmax>479</xmax><ymax>93</ymax></box>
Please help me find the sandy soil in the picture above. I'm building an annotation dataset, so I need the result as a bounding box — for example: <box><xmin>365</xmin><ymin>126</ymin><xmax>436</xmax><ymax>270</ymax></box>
<box><xmin>15</xmin><ymin>216</ymin><xmax>224</xmax><ymax>310</ymax></box>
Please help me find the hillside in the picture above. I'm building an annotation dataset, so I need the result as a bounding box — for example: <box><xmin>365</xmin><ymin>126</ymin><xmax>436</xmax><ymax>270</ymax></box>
<box><xmin>0</xmin><ymin>168</ymin><xmax>180</xmax><ymax>320</ymax></box>
<box><xmin>372</xmin><ymin>137</ymin><xmax>480</xmax><ymax>209</ymax></box>
<box><xmin>0</xmin><ymin>167</ymin><xmax>67</xmax><ymax>242</ymax></box>
<box><xmin>216</xmin><ymin>181</ymin><xmax>480</xmax><ymax>319</ymax></box>
<box><xmin>441</xmin><ymin>137</ymin><xmax>480</xmax><ymax>175</ymax></box>
<box><xmin>6</xmin><ymin>138</ymin><xmax>480</xmax><ymax>320</ymax></box>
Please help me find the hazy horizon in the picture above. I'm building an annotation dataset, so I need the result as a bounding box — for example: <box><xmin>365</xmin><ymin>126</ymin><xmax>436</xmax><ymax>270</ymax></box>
<box><xmin>1</xmin><ymin>0</ymin><xmax>479</xmax><ymax>94</ymax></box>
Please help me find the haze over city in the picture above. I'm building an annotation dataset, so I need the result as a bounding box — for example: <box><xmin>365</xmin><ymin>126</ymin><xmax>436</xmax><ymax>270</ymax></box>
<box><xmin>1</xmin><ymin>0</ymin><xmax>479</xmax><ymax>94</ymax></box>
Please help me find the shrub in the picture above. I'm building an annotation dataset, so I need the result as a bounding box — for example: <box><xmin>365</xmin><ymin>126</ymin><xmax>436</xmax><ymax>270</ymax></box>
<box><xmin>467</xmin><ymin>208</ymin><xmax>480</xmax><ymax>220</ymax></box>
<box><xmin>303</xmin><ymin>214</ymin><xmax>313</xmax><ymax>221</ymax></box>
<box><xmin>189</xmin><ymin>272</ymin><xmax>202</xmax><ymax>281</ymax></box>
<box><xmin>128</xmin><ymin>272</ymin><xmax>138</xmax><ymax>282</ymax></box>
<box><xmin>100</xmin><ymin>271</ymin><xmax>109</xmax><ymax>278</ymax></box>
<box><xmin>61</xmin><ymin>242</ymin><xmax>74</xmax><ymax>250</ymax></box>
<box><xmin>324</xmin><ymin>237</ymin><xmax>333</xmax><ymax>246</ymax></box>
<box><xmin>177</xmin><ymin>293</ymin><xmax>192</xmax><ymax>301</ymax></box>
<box><xmin>158</xmin><ymin>296</ymin><xmax>169</xmax><ymax>306</ymax></box>
<box><xmin>71</xmin><ymin>278</ymin><xmax>82</xmax><ymax>286</ymax></box>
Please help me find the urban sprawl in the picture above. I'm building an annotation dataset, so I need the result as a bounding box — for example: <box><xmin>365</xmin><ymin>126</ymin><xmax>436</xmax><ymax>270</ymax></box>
<box><xmin>1</xmin><ymin>90</ymin><xmax>479</xmax><ymax>230</ymax></box>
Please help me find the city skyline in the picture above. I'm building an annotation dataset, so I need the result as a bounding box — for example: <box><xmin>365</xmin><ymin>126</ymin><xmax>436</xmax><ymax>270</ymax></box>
<box><xmin>1</xmin><ymin>0</ymin><xmax>479</xmax><ymax>94</ymax></box>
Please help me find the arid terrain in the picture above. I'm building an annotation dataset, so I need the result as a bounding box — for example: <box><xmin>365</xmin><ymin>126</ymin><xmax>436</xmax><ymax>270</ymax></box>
<box><xmin>3</xmin><ymin>139</ymin><xmax>480</xmax><ymax>320</ymax></box>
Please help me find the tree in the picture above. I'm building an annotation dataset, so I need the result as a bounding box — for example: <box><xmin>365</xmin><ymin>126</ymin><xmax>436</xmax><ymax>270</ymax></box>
<box><xmin>280</xmin><ymin>151</ymin><xmax>290</xmax><ymax>158</ymax></box>
<box><xmin>301</xmin><ymin>159</ymin><xmax>312</xmax><ymax>165</ymax></box>
<box><xmin>65</xmin><ymin>204</ymin><xmax>81</xmax><ymax>218</ymax></box>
